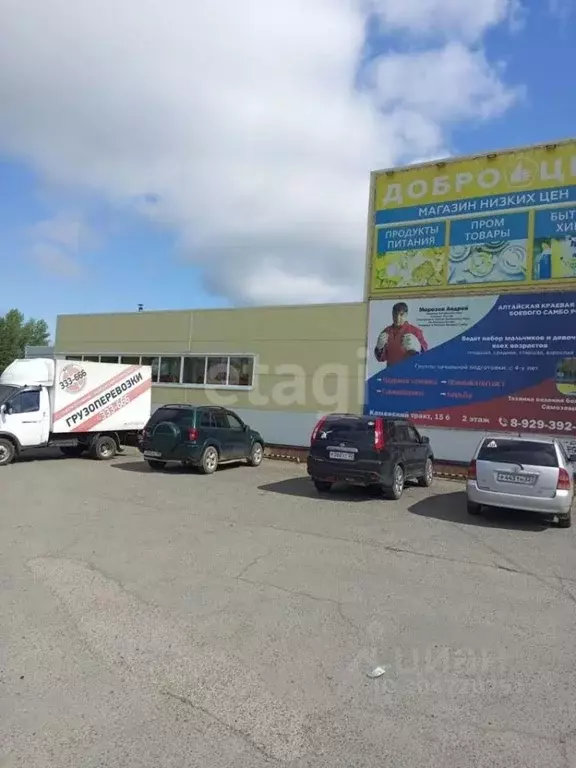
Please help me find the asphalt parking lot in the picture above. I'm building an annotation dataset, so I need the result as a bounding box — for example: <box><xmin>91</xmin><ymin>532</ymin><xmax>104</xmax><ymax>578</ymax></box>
<box><xmin>1</xmin><ymin>449</ymin><xmax>575</xmax><ymax>768</ymax></box>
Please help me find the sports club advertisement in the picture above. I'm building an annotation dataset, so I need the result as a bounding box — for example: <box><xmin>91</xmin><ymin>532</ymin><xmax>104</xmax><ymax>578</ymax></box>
<box><xmin>364</xmin><ymin>292</ymin><xmax>576</xmax><ymax>435</ymax></box>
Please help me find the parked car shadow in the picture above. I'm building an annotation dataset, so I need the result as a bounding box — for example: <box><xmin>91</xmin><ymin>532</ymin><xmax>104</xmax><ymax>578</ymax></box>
<box><xmin>112</xmin><ymin>459</ymin><xmax>242</xmax><ymax>474</ymax></box>
<box><xmin>258</xmin><ymin>476</ymin><xmax>391</xmax><ymax>502</ymax></box>
<box><xmin>410</xmin><ymin>490</ymin><xmax>549</xmax><ymax>532</ymax></box>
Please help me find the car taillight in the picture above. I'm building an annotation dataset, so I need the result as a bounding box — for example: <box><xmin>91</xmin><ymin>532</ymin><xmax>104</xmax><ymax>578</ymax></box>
<box><xmin>311</xmin><ymin>417</ymin><xmax>327</xmax><ymax>443</ymax></box>
<box><xmin>467</xmin><ymin>460</ymin><xmax>477</xmax><ymax>480</ymax></box>
<box><xmin>557</xmin><ymin>468</ymin><xmax>571</xmax><ymax>490</ymax></box>
<box><xmin>188</xmin><ymin>427</ymin><xmax>199</xmax><ymax>442</ymax></box>
<box><xmin>374</xmin><ymin>418</ymin><xmax>385</xmax><ymax>450</ymax></box>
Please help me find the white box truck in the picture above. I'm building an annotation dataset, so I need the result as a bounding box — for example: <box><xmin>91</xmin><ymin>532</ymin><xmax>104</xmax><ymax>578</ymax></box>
<box><xmin>0</xmin><ymin>358</ymin><xmax>152</xmax><ymax>466</ymax></box>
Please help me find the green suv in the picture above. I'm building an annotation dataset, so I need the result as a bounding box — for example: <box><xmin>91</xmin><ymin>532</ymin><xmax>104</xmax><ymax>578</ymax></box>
<box><xmin>140</xmin><ymin>404</ymin><xmax>265</xmax><ymax>474</ymax></box>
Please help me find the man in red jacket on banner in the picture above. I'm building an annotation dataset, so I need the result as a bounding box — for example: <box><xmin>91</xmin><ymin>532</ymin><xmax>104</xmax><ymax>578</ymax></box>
<box><xmin>374</xmin><ymin>301</ymin><xmax>428</xmax><ymax>367</ymax></box>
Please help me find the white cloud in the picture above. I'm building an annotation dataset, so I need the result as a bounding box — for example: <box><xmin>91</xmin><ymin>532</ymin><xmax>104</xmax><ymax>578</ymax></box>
<box><xmin>368</xmin><ymin>0</ymin><xmax>523</xmax><ymax>40</ymax></box>
<box><xmin>30</xmin><ymin>243</ymin><xmax>82</xmax><ymax>277</ymax></box>
<box><xmin>0</xmin><ymin>0</ymin><xmax>523</xmax><ymax>305</ymax></box>
<box><xmin>28</xmin><ymin>214</ymin><xmax>96</xmax><ymax>277</ymax></box>
<box><xmin>371</xmin><ymin>43</ymin><xmax>522</xmax><ymax>123</ymax></box>
<box><xmin>30</xmin><ymin>214</ymin><xmax>97</xmax><ymax>252</ymax></box>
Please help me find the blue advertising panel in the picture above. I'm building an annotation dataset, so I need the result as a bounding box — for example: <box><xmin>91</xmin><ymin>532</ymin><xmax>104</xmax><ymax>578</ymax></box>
<box><xmin>365</xmin><ymin>292</ymin><xmax>576</xmax><ymax>435</ymax></box>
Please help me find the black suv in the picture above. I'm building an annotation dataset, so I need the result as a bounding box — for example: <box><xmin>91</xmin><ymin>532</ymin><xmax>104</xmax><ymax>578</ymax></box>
<box><xmin>140</xmin><ymin>405</ymin><xmax>265</xmax><ymax>474</ymax></box>
<box><xmin>307</xmin><ymin>413</ymin><xmax>434</xmax><ymax>499</ymax></box>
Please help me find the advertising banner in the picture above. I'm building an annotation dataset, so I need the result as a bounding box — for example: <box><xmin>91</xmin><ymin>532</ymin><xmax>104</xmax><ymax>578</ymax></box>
<box><xmin>368</xmin><ymin>141</ymin><xmax>576</xmax><ymax>298</ymax></box>
<box><xmin>365</xmin><ymin>292</ymin><xmax>576</xmax><ymax>435</ymax></box>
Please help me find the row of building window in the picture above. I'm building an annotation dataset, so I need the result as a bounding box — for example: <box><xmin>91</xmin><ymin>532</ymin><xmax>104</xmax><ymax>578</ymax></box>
<box><xmin>64</xmin><ymin>354</ymin><xmax>255</xmax><ymax>388</ymax></box>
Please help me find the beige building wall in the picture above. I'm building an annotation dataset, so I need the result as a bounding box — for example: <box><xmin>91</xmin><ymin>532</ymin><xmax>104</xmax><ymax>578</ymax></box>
<box><xmin>55</xmin><ymin>303</ymin><xmax>368</xmax><ymax>444</ymax></box>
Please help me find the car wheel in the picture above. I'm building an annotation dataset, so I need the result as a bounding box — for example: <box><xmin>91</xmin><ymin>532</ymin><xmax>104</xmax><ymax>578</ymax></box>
<box><xmin>147</xmin><ymin>459</ymin><xmax>166</xmax><ymax>470</ymax></box>
<box><xmin>385</xmin><ymin>464</ymin><xmax>405</xmax><ymax>500</ymax></box>
<box><xmin>418</xmin><ymin>458</ymin><xmax>434</xmax><ymax>487</ymax></box>
<box><xmin>314</xmin><ymin>480</ymin><xmax>332</xmax><ymax>493</ymax></box>
<box><xmin>557</xmin><ymin>512</ymin><xmax>572</xmax><ymax>529</ymax></box>
<box><xmin>89</xmin><ymin>435</ymin><xmax>117</xmax><ymax>460</ymax></box>
<box><xmin>247</xmin><ymin>441</ymin><xmax>264</xmax><ymax>467</ymax></box>
<box><xmin>0</xmin><ymin>437</ymin><xmax>16</xmax><ymax>467</ymax></box>
<box><xmin>200</xmin><ymin>446</ymin><xmax>219</xmax><ymax>475</ymax></box>
<box><xmin>467</xmin><ymin>500</ymin><xmax>481</xmax><ymax>516</ymax></box>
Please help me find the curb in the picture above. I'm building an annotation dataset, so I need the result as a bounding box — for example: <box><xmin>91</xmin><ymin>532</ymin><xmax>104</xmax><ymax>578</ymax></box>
<box><xmin>434</xmin><ymin>471</ymin><xmax>466</xmax><ymax>480</ymax></box>
<box><xmin>264</xmin><ymin>453</ymin><xmax>302</xmax><ymax>463</ymax></box>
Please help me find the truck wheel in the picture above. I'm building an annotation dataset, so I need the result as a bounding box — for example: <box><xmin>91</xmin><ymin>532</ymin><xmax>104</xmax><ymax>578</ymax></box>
<box><xmin>199</xmin><ymin>446</ymin><xmax>219</xmax><ymax>475</ymax></box>
<box><xmin>90</xmin><ymin>435</ymin><xmax>117</xmax><ymax>461</ymax></box>
<box><xmin>60</xmin><ymin>445</ymin><xmax>85</xmax><ymax>458</ymax></box>
<box><xmin>0</xmin><ymin>437</ymin><xmax>16</xmax><ymax>467</ymax></box>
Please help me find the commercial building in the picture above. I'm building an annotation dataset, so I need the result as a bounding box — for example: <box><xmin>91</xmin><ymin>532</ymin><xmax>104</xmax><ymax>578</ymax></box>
<box><xmin>55</xmin><ymin>302</ymin><xmax>368</xmax><ymax>447</ymax></box>
<box><xmin>54</xmin><ymin>139</ymin><xmax>576</xmax><ymax>462</ymax></box>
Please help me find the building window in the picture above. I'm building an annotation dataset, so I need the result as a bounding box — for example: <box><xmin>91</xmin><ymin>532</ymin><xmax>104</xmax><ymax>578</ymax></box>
<box><xmin>59</xmin><ymin>353</ymin><xmax>254</xmax><ymax>388</ymax></box>
<box><xmin>206</xmin><ymin>357</ymin><xmax>228</xmax><ymax>385</ymax></box>
<box><xmin>184</xmin><ymin>355</ymin><xmax>255</xmax><ymax>388</ymax></box>
<box><xmin>229</xmin><ymin>356</ymin><xmax>254</xmax><ymax>387</ymax></box>
<box><xmin>140</xmin><ymin>356</ymin><xmax>159</xmax><ymax>378</ymax></box>
<box><xmin>158</xmin><ymin>356</ymin><xmax>181</xmax><ymax>383</ymax></box>
<box><xmin>182</xmin><ymin>356</ymin><xmax>207</xmax><ymax>385</ymax></box>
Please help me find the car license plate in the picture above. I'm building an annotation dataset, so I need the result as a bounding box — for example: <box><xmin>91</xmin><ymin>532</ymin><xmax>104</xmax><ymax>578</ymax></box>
<box><xmin>329</xmin><ymin>450</ymin><xmax>354</xmax><ymax>461</ymax></box>
<box><xmin>144</xmin><ymin>451</ymin><xmax>162</xmax><ymax>458</ymax></box>
<box><xmin>496</xmin><ymin>472</ymin><xmax>536</xmax><ymax>485</ymax></box>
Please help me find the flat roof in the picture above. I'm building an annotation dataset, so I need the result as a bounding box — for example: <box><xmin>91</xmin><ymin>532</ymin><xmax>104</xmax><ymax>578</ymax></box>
<box><xmin>56</xmin><ymin>300</ymin><xmax>366</xmax><ymax>318</ymax></box>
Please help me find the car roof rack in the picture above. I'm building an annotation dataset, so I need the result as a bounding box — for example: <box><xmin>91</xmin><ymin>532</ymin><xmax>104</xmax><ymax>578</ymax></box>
<box><xmin>161</xmin><ymin>403</ymin><xmax>228</xmax><ymax>411</ymax></box>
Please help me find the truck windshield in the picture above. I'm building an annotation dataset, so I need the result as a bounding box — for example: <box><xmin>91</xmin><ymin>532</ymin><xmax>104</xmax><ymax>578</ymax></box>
<box><xmin>0</xmin><ymin>385</ymin><xmax>17</xmax><ymax>404</ymax></box>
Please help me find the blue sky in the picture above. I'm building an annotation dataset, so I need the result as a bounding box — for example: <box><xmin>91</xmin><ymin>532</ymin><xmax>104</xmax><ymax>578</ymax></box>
<box><xmin>0</xmin><ymin>0</ymin><xmax>573</xmax><ymax>337</ymax></box>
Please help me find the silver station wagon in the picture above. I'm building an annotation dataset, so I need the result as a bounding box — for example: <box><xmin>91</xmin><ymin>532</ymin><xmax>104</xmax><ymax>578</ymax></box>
<box><xmin>466</xmin><ymin>436</ymin><xmax>575</xmax><ymax>528</ymax></box>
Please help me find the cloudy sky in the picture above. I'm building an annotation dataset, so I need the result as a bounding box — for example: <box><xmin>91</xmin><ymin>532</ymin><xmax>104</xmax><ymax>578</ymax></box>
<box><xmin>0</xmin><ymin>0</ymin><xmax>573</xmax><ymax>328</ymax></box>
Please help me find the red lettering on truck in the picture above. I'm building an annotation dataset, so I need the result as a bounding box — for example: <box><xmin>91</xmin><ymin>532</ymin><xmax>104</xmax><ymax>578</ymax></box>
<box><xmin>65</xmin><ymin>372</ymin><xmax>149</xmax><ymax>430</ymax></box>
<box><xmin>54</xmin><ymin>365</ymin><xmax>141</xmax><ymax>423</ymax></box>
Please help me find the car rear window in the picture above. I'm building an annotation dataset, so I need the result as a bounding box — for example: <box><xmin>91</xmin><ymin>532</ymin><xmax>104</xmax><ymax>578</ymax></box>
<box><xmin>321</xmin><ymin>416</ymin><xmax>374</xmax><ymax>434</ymax></box>
<box><xmin>147</xmin><ymin>407</ymin><xmax>194</xmax><ymax>427</ymax></box>
<box><xmin>477</xmin><ymin>439</ymin><xmax>558</xmax><ymax>467</ymax></box>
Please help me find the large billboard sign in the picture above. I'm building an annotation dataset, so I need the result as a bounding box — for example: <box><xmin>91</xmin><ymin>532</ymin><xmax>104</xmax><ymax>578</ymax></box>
<box><xmin>365</xmin><ymin>292</ymin><xmax>576</xmax><ymax>434</ymax></box>
<box><xmin>368</xmin><ymin>141</ymin><xmax>576</xmax><ymax>298</ymax></box>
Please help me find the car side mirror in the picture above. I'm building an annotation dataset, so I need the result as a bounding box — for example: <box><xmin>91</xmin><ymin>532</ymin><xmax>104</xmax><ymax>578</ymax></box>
<box><xmin>421</xmin><ymin>435</ymin><xmax>430</xmax><ymax>444</ymax></box>
<box><xmin>569</xmin><ymin>454</ymin><xmax>576</xmax><ymax>464</ymax></box>
<box><xmin>243</xmin><ymin>424</ymin><xmax>249</xmax><ymax>431</ymax></box>
<box><xmin>1</xmin><ymin>403</ymin><xmax>10</xmax><ymax>415</ymax></box>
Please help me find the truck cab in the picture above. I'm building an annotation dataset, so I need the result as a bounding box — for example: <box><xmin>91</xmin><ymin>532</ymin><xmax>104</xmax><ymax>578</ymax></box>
<box><xmin>0</xmin><ymin>384</ymin><xmax>51</xmax><ymax>450</ymax></box>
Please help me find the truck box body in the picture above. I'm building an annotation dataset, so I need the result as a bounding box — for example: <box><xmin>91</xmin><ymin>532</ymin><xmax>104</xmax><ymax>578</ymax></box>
<box><xmin>0</xmin><ymin>358</ymin><xmax>152</xmax><ymax>464</ymax></box>
<box><xmin>51</xmin><ymin>359</ymin><xmax>151</xmax><ymax>433</ymax></box>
